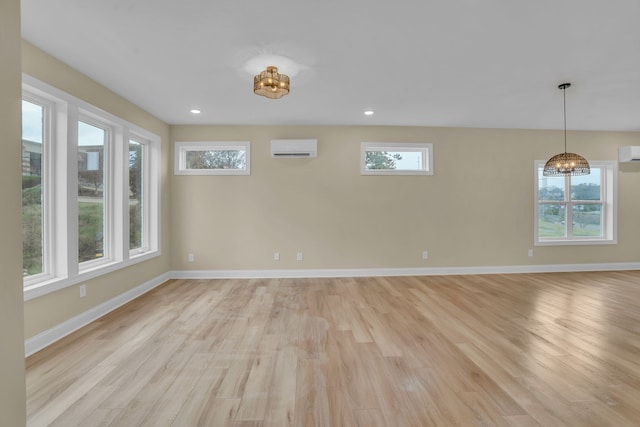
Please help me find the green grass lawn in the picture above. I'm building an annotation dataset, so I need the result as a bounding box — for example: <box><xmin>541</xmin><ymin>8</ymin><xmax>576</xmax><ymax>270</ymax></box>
<box><xmin>539</xmin><ymin>219</ymin><xmax>601</xmax><ymax>238</ymax></box>
<box><xmin>78</xmin><ymin>202</ymin><xmax>104</xmax><ymax>262</ymax></box>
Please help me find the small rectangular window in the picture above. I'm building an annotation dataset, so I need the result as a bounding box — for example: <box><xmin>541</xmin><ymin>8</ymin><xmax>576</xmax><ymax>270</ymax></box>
<box><xmin>361</xmin><ymin>142</ymin><xmax>433</xmax><ymax>175</ymax></box>
<box><xmin>175</xmin><ymin>141</ymin><xmax>250</xmax><ymax>175</ymax></box>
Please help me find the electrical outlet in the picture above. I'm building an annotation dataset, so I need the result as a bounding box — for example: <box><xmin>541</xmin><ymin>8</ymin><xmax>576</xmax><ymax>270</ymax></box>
<box><xmin>79</xmin><ymin>284</ymin><xmax>87</xmax><ymax>298</ymax></box>
<box><xmin>297</xmin><ymin>252</ymin><xmax>303</xmax><ymax>261</ymax></box>
<box><xmin>422</xmin><ymin>250</ymin><xmax>429</xmax><ymax>260</ymax></box>
<box><xmin>188</xmin><ymin>253</ymin><xmax>194</xmax><ymax>262</ymax></box>
<box><xmin>274</xmin><ymin>252</ymin><xmax>280</xmax><ymax>261</ymax></box>
<box><xmin>528</xmin><ymin>249</ymin><xmax>534</xmax><ymax>257</ymax></box>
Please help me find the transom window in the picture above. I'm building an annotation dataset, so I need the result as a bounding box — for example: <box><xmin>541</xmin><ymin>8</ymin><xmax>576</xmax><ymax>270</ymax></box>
<box><xmin>534</xmin><ymin>160</ymin><xmax>617</xmax><ymax>245</ymax></box>
<box><xmin>174</xmin><ymin>141</ymin><xmax>250</xmax><ymax>175</ymax></box>
<box><xmin>361</xmin><ymin>142</ymin><xmax>433</xmax><ymax>175</ymax></box>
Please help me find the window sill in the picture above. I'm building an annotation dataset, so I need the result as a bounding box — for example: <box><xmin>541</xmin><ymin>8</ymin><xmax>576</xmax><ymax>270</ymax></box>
<box><xmin>24</xmin><ymin>250</ymin><xmax>160</xmax><ymax>301</ymax></box>
<box><xmin>535</xmin><ymin>238</ymin><xmax>616</xmax><ymax>246</ymax></box>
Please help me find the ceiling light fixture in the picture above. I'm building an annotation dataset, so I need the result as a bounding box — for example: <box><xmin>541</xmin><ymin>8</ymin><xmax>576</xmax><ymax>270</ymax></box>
<box><xmin>364</xmin><ymin>110</ymin><xmax>375</xmax><ymax>116</ymax></box>
<box><xmin>254</xmin><ymin>66</ymin><xmax>290</xmax><ymax>99</ymax></box>
<box><xmin>190</xmin><ymin>109</ymin><xmax>201</xmax><ymax>114</ymax></box>
<box><xmin>543</xmin><ymin>83</ymin><xmax>590</xmax><ymax>177</ymax></box>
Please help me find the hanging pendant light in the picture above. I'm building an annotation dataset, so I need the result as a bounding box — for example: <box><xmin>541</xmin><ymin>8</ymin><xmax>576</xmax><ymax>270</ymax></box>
<box><xmin>543</xmin><ymin>83</ymin><xmax>590</xmax><ymax>176</ymax></box>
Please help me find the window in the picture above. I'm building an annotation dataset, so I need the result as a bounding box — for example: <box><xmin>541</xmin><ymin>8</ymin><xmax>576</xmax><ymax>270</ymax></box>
<box><xmin>22</xmin><ymin>75</ymin><xmax>161</xmax><ymax>299</ymax></box>
<box><xmin>175</xmin><ymin>141</ymin><xmax>250</xmax><ymax>175</ymax></box>
<box><xmin>21</xmin><ymin>98</ymin><xmax>47</xmax><ymax>278</ymax></box>
<box><xmin>128</xmin><ymin>139</ymin><xmax>147</xmax><ymax>251</ymax></box>
<box><xmin>78</xmin><ymin>120</ymin><xmax>107</xmax><ymax>263</ymax></box>
<box><xmin>361</xmin><ymin>142</ymin><xmax>433</xmax><ymax>175</ymax></box>
<box><xmin>534</xmin><ymin>160</ymin><xmax>617</xmax><ymax>245</ymax></box>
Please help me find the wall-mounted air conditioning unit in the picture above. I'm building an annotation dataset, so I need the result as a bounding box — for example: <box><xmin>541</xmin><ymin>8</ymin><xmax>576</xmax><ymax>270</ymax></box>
<box><xmin>619</xmin><ymin>146</ymin><xmax>640</xmax><ymax>162</ymax></box>
<box><xmin>271</xmin><ymin>139</ymin><xmax>317</xmax><ymax>158</ymax></box>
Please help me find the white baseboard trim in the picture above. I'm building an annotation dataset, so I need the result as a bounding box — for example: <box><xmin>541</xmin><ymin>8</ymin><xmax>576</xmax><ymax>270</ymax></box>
<box><xmin>169</xmin><ymin>262</ymin><xmax>640</xmax><ymax>280</ymax></box>
<box><xmin>26</xmin><ymin>262</ymin><xmax>640</xmax><ymax>357</ymax></box>
<box><xmin>24</xmin><ymin>272</ymin><xmax>171</xmax><ymax>357</ymax></box>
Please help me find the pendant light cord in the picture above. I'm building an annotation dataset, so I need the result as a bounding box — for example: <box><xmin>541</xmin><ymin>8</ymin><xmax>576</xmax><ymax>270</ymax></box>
<box><xmin>563</xmin><ymin>85</ymin><xmax>567</xmax><ymax>153</ymax></box>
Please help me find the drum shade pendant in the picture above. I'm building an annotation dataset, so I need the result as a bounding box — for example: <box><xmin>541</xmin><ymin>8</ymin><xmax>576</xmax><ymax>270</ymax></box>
<box><xmin>254</xmin><ymin>66</ymin><xmax>290</xmax><ymax>99</ymax></box>
<box><xmin>543</xmin><ymin>83</ymin><xmax>590</xmax><ymax>176</ymax></box>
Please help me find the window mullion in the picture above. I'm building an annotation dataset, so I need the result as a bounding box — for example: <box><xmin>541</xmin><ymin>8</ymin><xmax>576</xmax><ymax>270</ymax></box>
<box><xmin>600</xmin><ymin>170</ymin><xmax>607</xmax><ymax>232</ymax></box>
<box><xmin>119</xmin><ymin>128</ymin><xmax>131</xmax><ymax>261</ymax></box>
<box><xmin>147</xmin><ymin>140</ymin><xmax>159</xmax><ymax>254</ymax></box>
<box><xmin>138</xmin><ymin>140</ymin><xmax>150</xmax><ymax>253</ymax></box>
<box><xmin>65</xmin><ymin>105</ymin><xmax>80</xmax><ymax>277</ymax></box>
<box><xmin>565</xmin><ymin>175</ymin><xmax>573</xmax><ymax>239</ymax></box>
<box><xmin>41</xmin><ymin>99</ymin><xmax>53</xmax><ymax>278</ymax></box>
<box><xmin>105</xmin><ymin>125</ymin><xmax>119</xmax><ymax>263</ymax></box>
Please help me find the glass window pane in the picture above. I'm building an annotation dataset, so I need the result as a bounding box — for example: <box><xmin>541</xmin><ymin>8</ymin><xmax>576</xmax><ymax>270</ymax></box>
<box><xmin>538</xmin><ymin>170</ymin><xmax>565</xmax><ymax>201</ymax></box>
<box><xmin>129</xmin><ymin>140</ymin><xmax>144</xmax><ymax>250</ymax></box>
<box><xmin>365</xmin><ymin>151</ymin><xmax>403</xmax><ymax>170</ymax></box>
<box><xmin>538</xmin><ymin>203</ymin><xmax>567</xmax><ymax>238</ymax></box>
<box><xmin>185</xmin><ymin>149</ymin><xmax>246</xmax><ymax>170</ymax></box>
<box><xmin>361</xmin><ymin>143</ymin><xmax>432</xmax><ymax>175</ymax></box>
<box><xmin>572</xmin><ymin>204</ymin><xmax>603</xmax><ymax>237</ymax></box>
<box><xmin>571</xmin><ymin>168</ymin><xmax>601</xmax><ymax>201</ymax></box>
<box><xmin>365</xmin><ymin>150</ymin><xmax>424</xmax><ymax>171</ymax></box>
<box><xmin>78</xmin><ymin>121</ymin><xmax>106</xmax><ymax>262</ymax></box>
<box><xmin>22</xmin><ymin>100</ymin><xmax>44</xmax><ymax>276</ymax></box>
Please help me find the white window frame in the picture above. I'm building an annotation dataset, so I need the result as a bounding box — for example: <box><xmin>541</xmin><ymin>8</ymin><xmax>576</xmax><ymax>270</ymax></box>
<box><xmin>361</xmin><ymin>142</ymin><xmax>433</xmax><ymax>175</ymax></box>
<box><xmin>21</xmin><ymin>92</ymin><xmax>55</xmax><ymax>284</ymax></box>
<box><xmin>534</xmin><ymin>160</ymin><xmax>617</xmax><ymax>246</ymax></box>
<box><xmin>128</xmin><ymin>134</ymin><xmax>159</xmax><ymax>258</ymax></box>
<box><xmin>76</xmin><ymin>113</ymin><xmax>114</xmax><ymax>272</ymax></box>
<box><xmin>22</xmin><ymin>74</ymin><xmax>161</xmax><ymax>301</ymax></box>
<box><xmin>174</xmin><ymin>141</ymin><xmax>251</xmax><ymax>175</ymax></box>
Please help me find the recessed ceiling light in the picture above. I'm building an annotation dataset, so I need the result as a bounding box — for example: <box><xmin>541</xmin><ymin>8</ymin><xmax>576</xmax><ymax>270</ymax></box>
<box><xmin>190</xmin><ymin>109</ymin><xmax>201</xmax><ymax>114</ymax></box>
<box><xmin>364</xmin><ymin>110</ymin><xmax>374</xmax><ymax>116</ymax></box>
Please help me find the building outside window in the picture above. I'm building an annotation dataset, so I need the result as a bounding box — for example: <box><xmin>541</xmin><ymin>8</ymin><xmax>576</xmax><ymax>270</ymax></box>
<box><xmin>22</xmin><ymin>75</ymin><xmax>161</xmax><ymax>299</ymax></box>
<box><xmin>21</xmin><ymin>99</ymin><xmax>46</xmax><ymax>277</ymax></box>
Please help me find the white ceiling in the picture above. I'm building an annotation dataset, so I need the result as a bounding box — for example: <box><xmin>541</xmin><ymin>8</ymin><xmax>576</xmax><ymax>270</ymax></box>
<box><xmin>20</xmin><ymin>0</ymin><xmax>640</xmax><ymax>131</ymax></box>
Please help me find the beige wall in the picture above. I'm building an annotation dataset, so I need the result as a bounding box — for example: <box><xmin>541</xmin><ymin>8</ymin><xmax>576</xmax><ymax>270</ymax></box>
<box><xmin>22</xmin><ymin>42</ymin><xmax>172</xmax><ymax>340</ymax></box>
<box><xmin>171</xmin><ymin>125</ymin><xmax>640</xmax><ymax>271</ymax></box>
<box><xmin>0</xmin><ymin>0</ymin><xmax>26</xmax><ymax>425</ymax></box>
<box><xmin>13</xmin><ymin>35</ymin><xmax>640</xmax><ymax>372</ymax></box>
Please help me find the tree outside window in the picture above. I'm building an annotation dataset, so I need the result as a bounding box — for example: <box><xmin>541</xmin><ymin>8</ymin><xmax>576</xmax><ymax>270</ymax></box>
<box><xmin>535</xmin><ymin>161</ymin><xmax>616</xmax><ymax>245</ymax></box>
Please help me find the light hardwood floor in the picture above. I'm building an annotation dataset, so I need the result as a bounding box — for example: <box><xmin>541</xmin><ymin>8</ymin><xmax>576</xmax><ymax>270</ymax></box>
<box><xmin>26</xmin><ymin>272</ymin><xmax>640</xmax><ymax>426</ymax></box>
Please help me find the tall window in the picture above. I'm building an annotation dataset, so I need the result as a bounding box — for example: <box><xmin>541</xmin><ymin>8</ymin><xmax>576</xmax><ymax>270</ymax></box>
<box><xmin>535</xmin><ymin>160</ymin><xmax>617</xmax><ymax>245</ymax></box>
<box><xmin>78</xmin><ymin>120</ymin><xmax>107</xmax><ymax>263</ymax></box>
<box><xmin>129</xmin><ymin>139</ymin><xmax>145</xmax><ymax>251</ymax></box>
<box><xmin>21</xmin><ymin>99</ymin><xmax>46</xmax><ymax>277</ymax></box>
<box><xmin>22</xmin><ymin>76</ymin><xmax>161</xmax><ymax>299</ymax></box>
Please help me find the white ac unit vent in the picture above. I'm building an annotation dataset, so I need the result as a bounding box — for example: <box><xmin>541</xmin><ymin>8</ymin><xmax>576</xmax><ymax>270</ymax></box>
<box><xmin>271</xmin><ymin>139</ymin><xmax>317</xmax><ymax>158</ymax></box>
<box><xmin>619</xmin><ymin>146</ymin><xmax>640</xmax><ymax>162</ymax></box>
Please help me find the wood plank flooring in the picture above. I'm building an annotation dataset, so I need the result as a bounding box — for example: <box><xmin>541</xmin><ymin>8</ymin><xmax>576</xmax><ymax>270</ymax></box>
<box><xmin>26</xmin><ymin>272</ymin><xmax>640</xmax><ymax>426</ymax></box>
